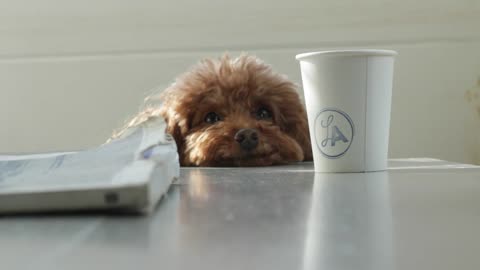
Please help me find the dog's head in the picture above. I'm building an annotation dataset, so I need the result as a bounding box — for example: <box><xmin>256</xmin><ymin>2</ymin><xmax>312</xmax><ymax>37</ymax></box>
<box><xmin>159</xmin><ymin>54</ymin><xmax>312</xmax><ymax>166</ymax></box>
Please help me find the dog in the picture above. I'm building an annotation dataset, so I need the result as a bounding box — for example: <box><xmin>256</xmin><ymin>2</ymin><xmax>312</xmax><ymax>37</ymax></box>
<box><xmin>113</xmin><ymin>54</ymin><xmax>312</xmax><ymax>166</ymax></box>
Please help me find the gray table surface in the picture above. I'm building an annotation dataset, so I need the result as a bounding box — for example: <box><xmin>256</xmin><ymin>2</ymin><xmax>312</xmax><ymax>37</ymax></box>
<box><xmin>1</xmin><ymin>158</ymin><xmax>480</xmax><ymax>270</ymax></box>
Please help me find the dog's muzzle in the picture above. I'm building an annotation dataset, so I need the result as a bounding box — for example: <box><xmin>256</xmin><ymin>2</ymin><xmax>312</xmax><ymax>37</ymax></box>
<box><xmin>234</xmin><ymin>128</ymin><xmax>259</xmax><ymax>151</ymax></box>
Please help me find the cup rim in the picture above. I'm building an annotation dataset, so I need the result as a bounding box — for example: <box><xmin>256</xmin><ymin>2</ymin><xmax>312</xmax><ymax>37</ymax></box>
<box><xmin>296</xmin><ymin>49</ymin><xmax>397</xmax><ymax>61</ymax></box>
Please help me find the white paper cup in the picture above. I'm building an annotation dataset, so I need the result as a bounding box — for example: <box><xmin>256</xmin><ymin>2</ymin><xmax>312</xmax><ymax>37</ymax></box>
<box><xmin>296</xmin><ymin>49</ymin><xmax>397</xmax><ymax>172</ymax></box>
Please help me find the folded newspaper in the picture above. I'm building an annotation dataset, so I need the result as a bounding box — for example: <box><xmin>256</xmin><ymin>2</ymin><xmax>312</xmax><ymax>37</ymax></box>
<box><xmin>0</xmin><ymin>119</ymin><xmax>179</xmax><ymax>214</ymax></box>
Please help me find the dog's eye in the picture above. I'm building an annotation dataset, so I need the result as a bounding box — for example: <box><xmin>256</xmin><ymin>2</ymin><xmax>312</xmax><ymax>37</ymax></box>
<box><xmin>256</xmin><ymin>107</ymin><xmax>272</xmax><ymax>120</ymax></box>
<box><xmin>204</xmin><ymin>112</ymin><xmax>221</xmax><ymax>124</ymax></box>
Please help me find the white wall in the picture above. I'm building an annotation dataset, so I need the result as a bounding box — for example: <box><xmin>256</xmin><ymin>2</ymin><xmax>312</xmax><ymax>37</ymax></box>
<box><xmin>1</xmin><ymin>0</ymin><xmax>480</xmax><ymax>163</ymax></box>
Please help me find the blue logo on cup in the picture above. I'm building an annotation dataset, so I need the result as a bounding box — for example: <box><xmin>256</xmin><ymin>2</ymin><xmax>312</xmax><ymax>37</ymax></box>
<box><xmin>314</xmin><ymin>108</ymin><xmax>354</xmax><ymax>159</ymax></box>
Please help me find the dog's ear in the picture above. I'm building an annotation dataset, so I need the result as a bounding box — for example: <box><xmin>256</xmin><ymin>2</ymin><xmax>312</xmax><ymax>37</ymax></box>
<box><xmin>160</xmin><ymin>107</ymin><xmax>189</xmax><ymax>156</ymax></box>
<box><xmin>269</xmin><ymin>83</ymin><xmax>313</xmax><ymax>161</ymax></box>
<box><xmin>285</xmin><ymin>107</ymin><xmax>313</xmax><ymax>161</ymax></box>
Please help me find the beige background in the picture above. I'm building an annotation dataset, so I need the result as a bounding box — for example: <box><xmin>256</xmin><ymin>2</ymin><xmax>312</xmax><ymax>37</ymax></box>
<box><xmin>1</xmin><ymin>0</ymin><xmax>479</xmax><ymax>163</ymax></box>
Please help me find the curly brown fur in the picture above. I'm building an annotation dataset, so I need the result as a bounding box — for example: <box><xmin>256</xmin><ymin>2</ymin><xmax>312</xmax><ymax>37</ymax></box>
<box><xmin>113</xmin><ymin>54</ymin><xmax>312</xmax><ymax>166</ymax></box>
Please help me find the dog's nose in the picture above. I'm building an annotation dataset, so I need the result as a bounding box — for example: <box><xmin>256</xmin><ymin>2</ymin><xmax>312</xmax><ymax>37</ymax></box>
<box><xmin>234</xmin><ymin>128</ymin><xmax>259</xmax><ymax>151</ymax></box>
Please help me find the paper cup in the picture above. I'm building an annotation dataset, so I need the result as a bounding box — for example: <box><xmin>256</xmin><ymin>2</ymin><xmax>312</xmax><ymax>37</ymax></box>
<box><xmin>296</xmin><ymin>49</ymin><xmax>397</xmax><ymax>172</ymax></box>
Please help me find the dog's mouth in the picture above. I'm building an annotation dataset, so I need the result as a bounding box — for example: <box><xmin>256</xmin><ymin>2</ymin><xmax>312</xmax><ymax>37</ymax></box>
<box><xmin>215</xmin><ymin>151</ymin><xmax>281</xmax><ymax>167</ymax></box>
